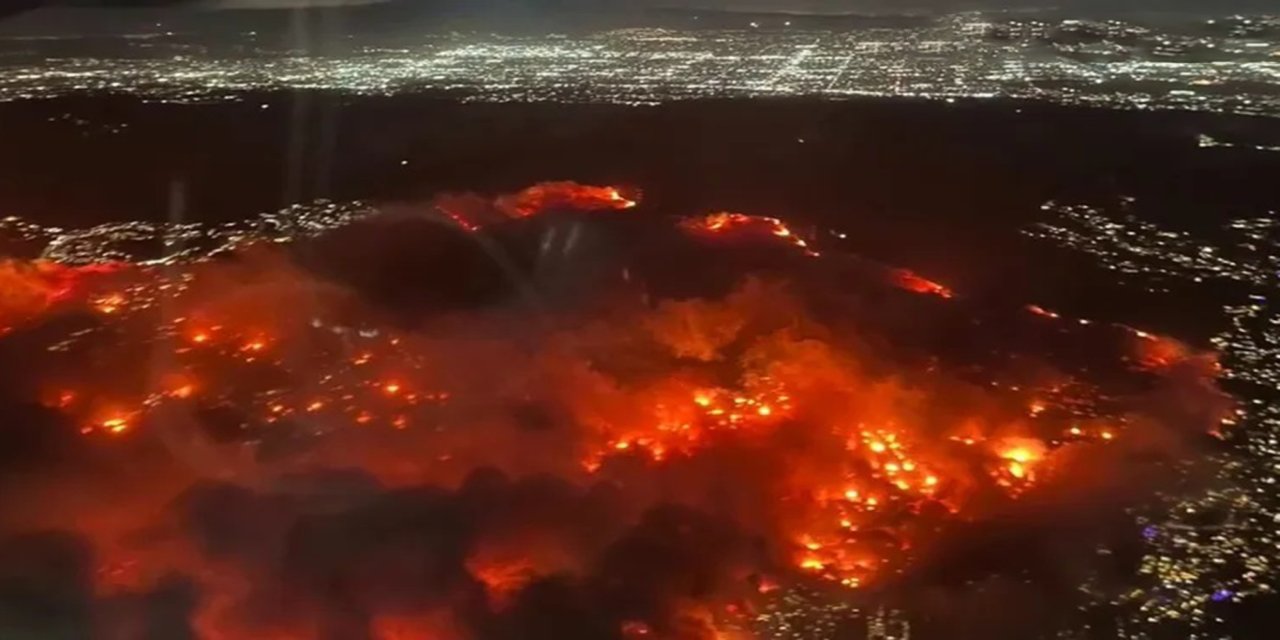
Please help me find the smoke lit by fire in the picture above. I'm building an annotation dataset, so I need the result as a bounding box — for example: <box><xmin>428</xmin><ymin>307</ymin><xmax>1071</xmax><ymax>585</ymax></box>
<box><xmin>0</xmin><ymin>182</ymin><xmax>1229</xmax><ymax>640</ymax></box>
<box><xmin>890</xmin><ymin>269</ymin><xmax>953</xmax><ymax>299</ymax></box>
<box><xmin>496</xmin><ymin>181</ymin><xmax>637</xmax><ymax>219</ymax></box>
<box><xmin>0</xmin><ymin>259</ymin><xmax>126</xmax><ymax>333</ymax></box>
<box><xmin>679</xmin><ymin>212</ymin><xmax>819</xmax><ymax>256</ymax></box>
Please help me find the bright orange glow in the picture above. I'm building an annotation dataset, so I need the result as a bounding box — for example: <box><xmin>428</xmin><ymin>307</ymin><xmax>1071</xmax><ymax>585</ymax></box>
<box><xmin>800</xmin><ymin>558</ymin><xmax>825</xmax><ymax>571</ymax></box>
<box><xmin>0</xmin><ymin>259</ymin><xmax>127</xmax><ymax>330</ymax></box>
<box><xmin>892</xmin><ymin>269</ymin><xmax>954</xmax><ymax>299</ymax></box>
<box><xmin>1003</xmin><ymin>448</ymin><xmax>1035</xmax><ymax>464</ymax></box>
<box><xmin>0</xmin><ymin>180</ymin><xmax>1222</xmax><ymax>633</ymax></box>
<box><xmin>1133</xmin><ymin>332</ymin><xmax>1194</xmax><ymax>370</ymax></box>
<box><xmin>606</xmin><ymin>187</ymin><xmax>638</xmax><ymax>209</ymax></box>
<box><xmin>467</xmin><ymin>554</ymin><xmax>537</xmax><ymax>607</ymax></box>
<box><xmin>100</xmin><ymin>416</ymin><xmax>130</xmax><ymax>435</ymax></box>
<box><xmin>679</xmin><ymin>212</ymin><xmax>819</xmax><ymax>256</ymax></box>
<box><xmin>498</xmin><ymin>181</ymin><xmax>640</xmax><ymax>218</ymax></box>
<box><xmin>995</xmin><ymin>439</ymin><xmax>1047</xmax><ymax>487</ymax></box>
<box><xmin>93</xmin><ymin>292</ymin><xmax>126</xmax><ymax>315</ymax></box>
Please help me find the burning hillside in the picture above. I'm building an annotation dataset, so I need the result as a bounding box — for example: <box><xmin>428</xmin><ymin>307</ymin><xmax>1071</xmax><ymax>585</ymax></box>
<box><xmin>0</xmin><ymin>182</ymin><xmax>1230</xmax><ymax>640</ymax></box>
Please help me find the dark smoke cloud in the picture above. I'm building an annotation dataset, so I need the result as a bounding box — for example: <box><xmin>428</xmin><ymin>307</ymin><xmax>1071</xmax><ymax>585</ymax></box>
<box><xmin>164</xmin><ymin>469</ymin><xmax>761</xmax><ymax>640</ymax></box>
<box><xmin>0</xmin><ymin>531</ymin><xmax>201</xmax><ymax>640</ymax></box>
<box><xmin>2</xmin><ymin>466</ymin><xmax>752</xmax><ymax>640</ymax></box>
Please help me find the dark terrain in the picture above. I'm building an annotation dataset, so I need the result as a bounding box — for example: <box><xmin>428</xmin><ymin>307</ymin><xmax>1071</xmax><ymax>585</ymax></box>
<box><xmin>2</xmin><ymin>93</ymin><xmax>1279</xmax><ymax>336</ymax></box>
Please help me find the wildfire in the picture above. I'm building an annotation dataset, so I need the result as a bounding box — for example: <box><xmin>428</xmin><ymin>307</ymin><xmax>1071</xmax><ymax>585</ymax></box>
<box><xmin>92</xmin><ymin>412</ymin><xmax>134</xmax><ymax>436</ymax></box>
<box><xmin>92</xmin><ymin>292</ymin><xmax>126</xmax><ymax>314</ymax></box>
<box><xmin>0</xmin><ymin>181</ymin><xmax>1230</xmax><ymax>640</ymax></box>
<box><xmin>0</xmin><ymin>259</ymin><xmax>127</xmax><ymax>330</ymax></box>
<box><xmin>995</xmin><ymin>438</ymin><xmax>1047</xmax><ymax>487</ymax></box>
<box><xmin>240</xmin><ymin>338</ymin><xmax>268</xmax><ymax>353</ymax></box>
<box><xmin>1133</xmin><ymin>332</ymin><xmax>1193</xmax><ymax>370</ymax></box>
<box><xmin>466</xmin><ymin>554</ymin><xmax>538</xmax><ymax>608</ymax></box>
<box><xmin>497</xmin><ymin>181</ymin><xmax>639</xmax><ymax>218</ymax></box>
<box><xmin>679</xmin><ymin>212</ymin><xmax>819</xmax><ymax>256</ymax></box>
<box><xmin>891</xmin><ymin>269</ymin><xmax>954</xmax><ymax>299</ymax></box>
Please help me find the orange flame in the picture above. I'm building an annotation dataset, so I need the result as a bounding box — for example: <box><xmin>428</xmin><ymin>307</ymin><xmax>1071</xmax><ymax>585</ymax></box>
<box><xmin>892</xmin><ymin>269</ymin><xmax>954</xmax><ymax>298</ymax></box>
<box><xmin>497</xmin><ymin>181</ymin><xmax>638</xmax><ymax>218</ymax></box>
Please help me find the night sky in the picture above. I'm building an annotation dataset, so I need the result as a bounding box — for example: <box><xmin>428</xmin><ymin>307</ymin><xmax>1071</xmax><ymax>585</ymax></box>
<box><xmin>0</xmin><ymin>0</ymin><xmax>1272</xmax><ymax>48</ymax></box>
<box><xmin>4</xmin><ymin>0</ymin><xmax>1276</xmax><ymax>13</ymax></box>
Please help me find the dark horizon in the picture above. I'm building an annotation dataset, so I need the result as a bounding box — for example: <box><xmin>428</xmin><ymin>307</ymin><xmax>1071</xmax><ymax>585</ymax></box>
<box><xmin>4</xmin><ymin>0</ymin><xmax>1279</xmax><ymax>20</ymax></box>
<box><xmin>1</xmin><ymin>1</ymin><xmax>1276</xmax><ymax>38</ymax></box>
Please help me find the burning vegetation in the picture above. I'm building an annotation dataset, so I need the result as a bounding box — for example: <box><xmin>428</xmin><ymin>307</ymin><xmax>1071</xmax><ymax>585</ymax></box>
<box><xmin>0</xmin><ymin>182</ymin><xmax>1230</xmax><ymax>640</ymax></box>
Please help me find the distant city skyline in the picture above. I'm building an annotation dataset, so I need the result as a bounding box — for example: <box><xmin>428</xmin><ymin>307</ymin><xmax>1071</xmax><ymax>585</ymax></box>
<box><xmin>1</xmin><ymin>13</ymin><xmax>1276</xmax><ymax>118</ymax></box>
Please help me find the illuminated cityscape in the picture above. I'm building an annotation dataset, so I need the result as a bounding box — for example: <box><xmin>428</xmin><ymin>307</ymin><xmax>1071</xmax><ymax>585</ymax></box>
<box><xmin>1027</xmin><ymin>200</ymin><xmax>1280</xmax><ymax>638</ymax></box>
<box><xmin>0</xmin><ymin>13</ymin><xmax>1277</xmax><ymax>115</ymax></box>
<box><xmin>1</xmin><ymin>199</ymin><xmax>376</xmax><ymax>265</ymax></box>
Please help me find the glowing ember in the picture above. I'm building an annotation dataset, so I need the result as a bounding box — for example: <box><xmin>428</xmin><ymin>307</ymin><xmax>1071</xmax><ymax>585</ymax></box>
<box><xmin>92</xmin><ymin>292</ymin><xmax>126</xmax><ymax>314</ymax></box>
<box><xmin>99</xmin><ymin>415</ymin><xmax>131</xmax><ymax>435</ymax></box>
